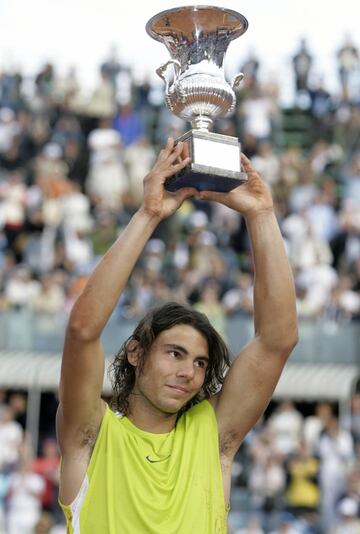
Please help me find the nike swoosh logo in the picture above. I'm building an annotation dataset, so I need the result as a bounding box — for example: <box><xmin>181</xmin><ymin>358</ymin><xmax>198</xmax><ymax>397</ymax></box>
<box><xmin>146</xmin><ymin>455</ymin><xmax>171</xmax><ymax>463</ymax></box>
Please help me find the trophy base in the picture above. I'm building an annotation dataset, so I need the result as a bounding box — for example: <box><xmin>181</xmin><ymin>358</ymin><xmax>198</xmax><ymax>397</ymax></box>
<box><xmin>165</xmin><ymin>129</ymin><xmax>247</xmax><ymax>192</ymax></box>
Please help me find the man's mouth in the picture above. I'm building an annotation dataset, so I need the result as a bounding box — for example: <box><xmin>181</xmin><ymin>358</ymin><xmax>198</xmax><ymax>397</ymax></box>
<box><xmin>166</xmin><ymin>385</ymin><xmax>189</xmax><ymax>394</ymax></box>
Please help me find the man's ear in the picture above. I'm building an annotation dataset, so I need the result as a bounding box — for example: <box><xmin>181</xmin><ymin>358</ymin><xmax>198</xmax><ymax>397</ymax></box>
<box><xmin>127</xmin><ymin>340</ymin><xmax>141</xmax><ymax>367</ymax></box>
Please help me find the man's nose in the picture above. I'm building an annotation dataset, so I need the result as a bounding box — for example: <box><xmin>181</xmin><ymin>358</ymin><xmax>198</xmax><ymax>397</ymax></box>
<box><xmin>177</xmin><ymin>361</ymin><xmax>195</xmax><ymax>379</ymax></box>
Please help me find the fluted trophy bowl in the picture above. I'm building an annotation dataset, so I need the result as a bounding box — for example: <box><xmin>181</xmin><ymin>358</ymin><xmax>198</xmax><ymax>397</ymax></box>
<box><xmin>146</xmin><ymin>5</ymin><xmax>249</xmax><ymax>192</ymax></box>
<box><xmin>146</xmin><ymin>5</ymin><xmax>248</xmax><ymax>130</ymax></box>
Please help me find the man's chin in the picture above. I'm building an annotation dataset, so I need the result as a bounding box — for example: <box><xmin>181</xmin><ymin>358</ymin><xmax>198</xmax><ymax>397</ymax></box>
<box><xmin>162</xmin><ymin>399</ymin><xmax>191</xmax><ymax>416</ymax></box>
<box><xmin>162</xmin><ymin>396</ymin><xmax>197</xmax><ymax>415</ymax></box>
<box><xmin>161</xmin><ymin>401</ymin><xmax>186</xmax><ymax>415</ymax></box>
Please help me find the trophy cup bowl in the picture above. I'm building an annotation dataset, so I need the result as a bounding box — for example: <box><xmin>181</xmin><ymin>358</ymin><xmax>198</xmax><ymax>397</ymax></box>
<box><xmin>146</xmin><ymin>5</ymin><xmax>249</xmax><ymax>192</ymax></box>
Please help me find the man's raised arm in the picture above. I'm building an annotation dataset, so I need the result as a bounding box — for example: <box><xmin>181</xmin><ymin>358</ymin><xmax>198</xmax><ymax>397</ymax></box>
<box><xmin>202</xmin><ymin>154</ymin><xmax>298</xmax><ymax>458</ymax></box>
<box><xmin>56</xmin><ymin>139</ymin><xmax>197</xmax><ymax>502</ymax></box>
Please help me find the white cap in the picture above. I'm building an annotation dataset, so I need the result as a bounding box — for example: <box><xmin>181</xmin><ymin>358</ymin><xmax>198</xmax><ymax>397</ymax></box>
<box><xmin>188</xmin><ymin>210</ymin><xmax>208</xmax><ymax>228</ymax></box>
<box><xmin>42</xmin><ymin>142</ymin><xmax>63</xmax><ymax>160</ymax></box>
<box><xmin>0</xmin><ymin>107</ymin><xmax>15</xmax><ymax>122</ymax></box>
<box><xmin>88</xmin><ymin>129</ymin><xmax>121</xmax><ymax>150</ymax></box>
<box><xmin>145</xmin><ymin>239</ymin><xmax>165</xmax><ymax>254</ymax></box>
<box><xmin>338</xmin><ymin>497</ymin><xmax>358</xmax><ymax>517</ymax></box>
<box><xmin>197</xmin><ymin>231</ymin><xmax>217</xmax><ymax>246</ymax></box>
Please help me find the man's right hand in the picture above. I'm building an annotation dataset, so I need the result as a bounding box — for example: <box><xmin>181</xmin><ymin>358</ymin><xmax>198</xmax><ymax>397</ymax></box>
<box><xmin>141</xmin><ymin>137</ymin><xmax>199</xmax><ymax>220</ymax></box>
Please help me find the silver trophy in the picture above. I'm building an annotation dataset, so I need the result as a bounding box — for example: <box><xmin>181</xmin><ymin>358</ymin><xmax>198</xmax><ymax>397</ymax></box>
<box><xmin>146</xmin><ymin>5</ymin><xmax>249</xmax><ymax>192</ymax></box>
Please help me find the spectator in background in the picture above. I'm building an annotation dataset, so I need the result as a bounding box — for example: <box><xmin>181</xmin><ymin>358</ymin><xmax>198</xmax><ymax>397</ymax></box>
<box><xmin>317</xmin><ymin>415</ymin><xmax>355</xmax><ymax>532</ymax></box>
<box><xmin>35</xmin><ymin>63</ymin><xmax>55</xmax><ymax>99</ymax></box>
<box><xmin>268</xmin><ymin>512</ymin><xmax>303</xmax><ymax>534</ymax></box>
<box><xmin>85</xmin><ymin>121</ymin><xmax>127</xmax><ymax>210</ymax></box>
<box><xmin>295</xmin><ymin>252</ymin><xmax>338</xmax><ymax>320</ymax></box>
<box><xmin>251</xmin><ymin>142</ymin><xmax>280</xmax><ymax>187</ymax></box>
<box><xmin>6</xmin><ymin>455</ymin><xmax>45</xmax><ymax>534</ymax></box>
<box><xmin>0</xmin><ymin>468</ymin><xmax>9</xmax><ymax>533</ymax></box>
<box><xmin>285</xmin><ymin>440</ymin><xmax>321</xmax><ymax>531</ymax></box>
<box><xmin>3</xmin><ymin>265</ymin><xmax>41</xmax><ymax>310</ymax></box>
<box><xmin>309</xmin><ymin>140</ymin><xmax>342</xmax><ymax>177</ymax></box>
<box><xmin>61</xmin><ymin>181</ymin><xmax>93</xmax><ymax>234</ymax></box>
<box><xmin>292</xmin><ymin>38</ymin><xmax>313</xmax><ymax>95</ymax></box>
<box><xmin>32</xmin><ymin>438</ymin><xmax>60</xmax><ymax>520</ymax></box>
<box><xmin>305</xmin><ymin>190</ymin><xmax>338</xmax><ymax>243</ymax></box>
<box><xmin>303</xmin><ymin>402</ymin><xmax>333</xmax><ymax>455</ymax></box>
<box><xmin>85</xmin><ymin>68</ymin><xmax>117</xmax><ymax>119</ymax></box>
<box><xmin>100</xmin><ymin>45</ymin><xmax>123</xmax><ymax>93</ymax></box>
<box><xmin>123</xmin><ymin>137</ymin><xmax>156</xmax><ymax>205</ymax></box>
<box><xmin>337</xmin><ymin>35</ymin><xmax>359</xmax><ymax>102</ymax></box>
<box><xmin>279</xmin><ymin>146</ymin><xmax>305</xmax><ymax>188</ymax></box>
<box><xmin>234</xmin><ymin>516</ymin><xmax>265</xmax><ymax>534</ymax></box>
<box><xmin>222</xmin><ymin>272</ymin><xmax>254</xmax><ymax>317</ymax></box>
<box><xmin>286</xmin><ymin>168</ymin><xmax>318</xmax><ymax>214</ymax></box>
<box><xmin>0</xmin><ymin>405</ymin><xmax>23</xmax><ymax>473</ymax></box>
<box><xmin>23</xmin><ymin>117</ymin><xmax>50</xmax><ymax>162</ymax></box>
<box><xmin>0</xmin><ymin>71</ymin><xmax>23</xmax><ymax>111</ymax></box>
<box><xmin>240</xmin><ymin>50</ymin><xmax>260</xmax><ymax>90</ymax></box>
<box><xmin>0</xmin><ymin>169</ymin><xmax>27</xmax><ymax>261</ymax></box>
<box><xmin>53</xmin><ymin>66</ymin><xmax>82</xmax><ymax>113</ymax></box>
<box><xmin>248</xmin><ymin>427</ymin><xmax>286</xmax><ymax>528</ymax></box>
<box><xmin>112</xmin><ymin>102</ymin><xmax>145</xmax><ymax>146</ymax></box>
<box><xmin>268</xmin><ymin>400</ymin><xmax>303</xmax><ymax>456</ymax></box>
<box><xmin>31</xmin><ymin>274</ymin><xmax>66</xmax><ymax>314</ymax></box>
<box><xmin>328</xmin><ymin>275</ymin><xmax>360</xmax><ymax>322</ymax></box>
<box><xmin>239</xmin><ymin>86</ymin><xmax>275</xmax><ymax>143</ymax></box>
<box><xmin>90</xmin><ymin>211</ymin><xmax>118</xmax><ymax>258</ymax></box>
<box><xmin>342</xmin><ymin>151</ymin><xmax>360</xmax><ymax>203</ymax></box>
<box><xmin>330</xmin><ymin>198</ymin><xmax>360</xmax><ymax>273</ymax></box>
<box><xmin>0</xmin><ymin>107</ymin><xmax>20</xmax><ymax>155</ymax></box>
<box><xmin>344</xmin><ymin>393</ymin><xmax>360</xmax><ymax>447</ymax></box>
<box><xmin>62</xmin><ymin>137</ymin><xmax>88</xmax><ymax>189</ymax></box>
<box><xmin>330</xmin><ymin>497</ymin><xmax>360</xmax><ymax>534</ymax></box>
<box><xmin>194</xmin><ymin>281</ymin><xmax>227</xmax><ymax>340</ymax></box>
<box><xmin>308</xmin><ymin>78</ymin><xmax>332</xmax><ymax>130</ymax></box>
<box><xmin>287</xmin><ymin>215</ymin><xmax>333</xmax><ymax>271</ymax></box>
<box><xmin>251</xmin><ymin>455</ymin><xmax>286</xmax><ymax>530</ymax></box>
<box><xmin>8</xmin><ymin>392</ymin><xmax>27</xmax><ymax>429</ymax></box>
<box><xmin>34</xmin><ymin>143</ymin><xmax>68</xmax><ymax>184</ymax></box>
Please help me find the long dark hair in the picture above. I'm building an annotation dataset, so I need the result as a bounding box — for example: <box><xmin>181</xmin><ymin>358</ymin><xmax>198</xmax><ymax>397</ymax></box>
<box><xmin>109</xmin><ymin>302</ymin><xmax>230</xmax><ymax>416</ymax></box>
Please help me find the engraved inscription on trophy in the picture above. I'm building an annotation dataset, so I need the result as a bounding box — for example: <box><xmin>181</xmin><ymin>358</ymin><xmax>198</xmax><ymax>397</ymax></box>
<box><xmin>146</xmin><ymin>5</ymin><xmax>249</xmax><ymax>192</ymax></box>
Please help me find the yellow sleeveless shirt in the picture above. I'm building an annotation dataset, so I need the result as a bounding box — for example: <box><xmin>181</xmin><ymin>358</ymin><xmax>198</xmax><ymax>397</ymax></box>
<box><xmin>60</xmin><ymin>400</ymin><xmax>228</xmax><ymax>533</ymax></box>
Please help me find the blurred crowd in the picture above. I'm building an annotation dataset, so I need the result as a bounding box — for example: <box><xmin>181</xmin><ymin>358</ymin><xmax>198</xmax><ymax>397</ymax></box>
<box><xmin>0</xmin><ymin>34</ymin><xmax>360</xmax><ymax>532</ymax></box>
<box><xmin>0</xmin><ymin>37</ymin><xmax>360</xmax><ymax>328</ymax></box>
<box><xmin>0</xmin><ymin>391</ymin><xmax>63</xmax><ymax>534</ymax></box>
<box><xmin>232</xmin><ymin>394</ymin><xmax>360</xmax><ymax>534</ymax></box>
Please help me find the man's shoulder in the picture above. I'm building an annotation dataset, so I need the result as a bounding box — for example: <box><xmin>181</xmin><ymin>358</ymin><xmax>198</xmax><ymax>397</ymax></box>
<box><xmin>180</xmin><ymin>399</ymin><xmax>215</xmax><ymax>424</ymax></box>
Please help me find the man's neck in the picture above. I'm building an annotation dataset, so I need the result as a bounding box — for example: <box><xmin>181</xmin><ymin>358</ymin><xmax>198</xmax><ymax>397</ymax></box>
<box><xmin>127</xmin><ymin>394</ymin><xmax>178</xmax><ymax>434</ymax></box>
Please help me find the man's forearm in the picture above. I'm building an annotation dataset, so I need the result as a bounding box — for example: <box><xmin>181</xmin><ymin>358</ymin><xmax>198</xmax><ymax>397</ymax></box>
<box><xmin>245</xmin><ymin>209</ymin><xmax>297</xmax><ymax>352</ymax></box>
<box><xmin>69</xmin><ymin>208</ymin><xmax>161</xmax><ymax>339</ymax></box>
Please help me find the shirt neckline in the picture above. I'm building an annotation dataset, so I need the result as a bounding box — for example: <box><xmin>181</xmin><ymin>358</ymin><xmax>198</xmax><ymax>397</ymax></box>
<box><xmin>119</xmin><ymin>414</ymin><xmax>175</xmax><ymax>439</ymax></box>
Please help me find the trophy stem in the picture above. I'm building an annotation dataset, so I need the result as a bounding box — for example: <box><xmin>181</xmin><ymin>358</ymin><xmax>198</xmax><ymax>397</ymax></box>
<box><xmin>191</xmin><ymin>115</ymin><xmax>214</xmax><ymax>131</ymax></box>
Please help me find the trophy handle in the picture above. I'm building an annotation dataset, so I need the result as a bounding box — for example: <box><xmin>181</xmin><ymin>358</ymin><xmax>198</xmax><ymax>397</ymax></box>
<box><xmin>156</xmin><ymin>60</ymin><xmax>181</xmax><ymax>93</ymax></box>
<box><xmin>231</xmin><ymin>72</ymin><xmax>244</xmax><ymax>90</ymax></box>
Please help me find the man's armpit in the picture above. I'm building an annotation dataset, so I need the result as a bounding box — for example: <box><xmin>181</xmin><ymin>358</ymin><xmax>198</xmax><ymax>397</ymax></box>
<box><xmin>219</xmin><ymin>429</ymin><xmax>241</xmax><ymax>458</ymax></box>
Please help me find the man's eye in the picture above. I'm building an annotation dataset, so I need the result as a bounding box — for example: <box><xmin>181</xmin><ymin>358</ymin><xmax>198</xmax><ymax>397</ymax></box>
<box><xmin>169</xmin><ymin>350</ymin><xmax>179</xmax><ymax>357</ymax></box>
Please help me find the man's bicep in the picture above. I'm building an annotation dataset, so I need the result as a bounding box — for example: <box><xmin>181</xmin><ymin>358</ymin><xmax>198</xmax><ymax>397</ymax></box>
<box><xmin>213</xmin><ymin>338</ymin><xmax>288</xmax><ymax>456</ymax></box>
<box><xmin>58</xmin><ymin>331</ymin><xmax>105</xmax><ymax>435</ymax></box>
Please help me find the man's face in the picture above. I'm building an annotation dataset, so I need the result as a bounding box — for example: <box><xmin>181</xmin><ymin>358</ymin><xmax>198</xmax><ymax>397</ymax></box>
<box><xmin>132</xmin><ymin>324</ymin><xmax>209</xmax><ymax>415</ymax></box>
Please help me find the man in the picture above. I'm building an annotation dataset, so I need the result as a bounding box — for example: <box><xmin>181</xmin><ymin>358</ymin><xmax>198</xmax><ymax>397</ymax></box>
<box><xmin>57</xmin><ymin>138</ymin><xmax>298</xmax><ymax>533</ymax></box>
